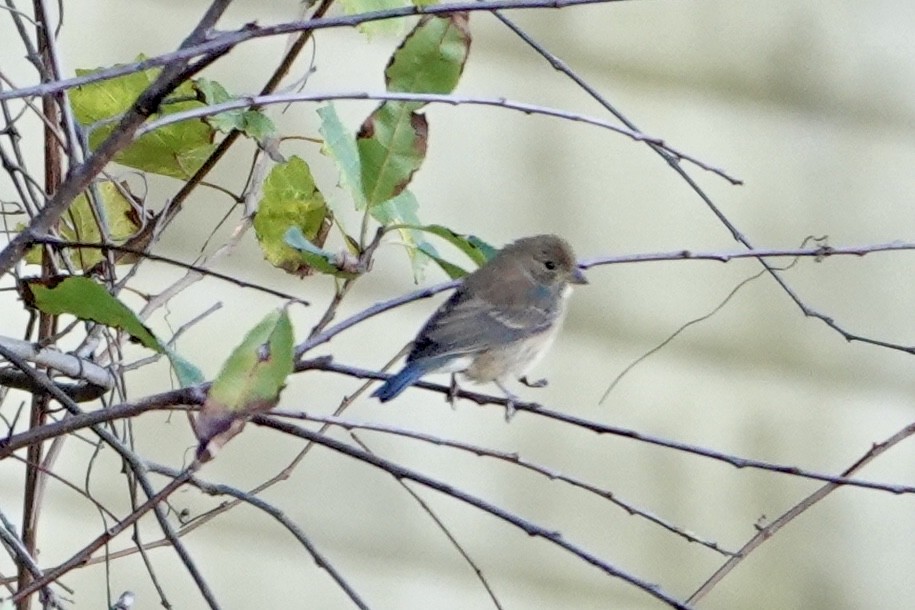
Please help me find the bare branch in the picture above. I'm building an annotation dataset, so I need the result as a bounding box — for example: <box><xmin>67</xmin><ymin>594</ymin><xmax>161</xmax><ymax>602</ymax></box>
<box><xmin>136</xmin><ymin>91</ymin><xmax>738</xmax><ymax>183</ymax></box>
<box><xmin>0</xmin><ymin>0</ymin><xmax>235</xmax><ymax>276</ymax></box>
<box><xmin>147</xmin><ymin>462</ymin><xmax>372</xmax><ymax>610</ymax></box>
<box><xmin>687</xmin><ymin>421</ymin><xmax>915</xmax><ymax>604</ymax></box>
<box><xmin>0</xmin><ymin>0</ymin><xmax>638</xmax><ymax>103</ymax></box>
<box><xmin>299</xmin><ymin>358</ymin><xmax>915</xmax><ymax>496</ymax></box>
<box><xmin>253</xmin><ymin>415</ymin><xmax>691</xmax><ymax>609</ymax></box>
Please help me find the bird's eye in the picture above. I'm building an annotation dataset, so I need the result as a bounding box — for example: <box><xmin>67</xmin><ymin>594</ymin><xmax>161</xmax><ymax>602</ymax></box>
<box><xmin>544</xmin><ymin>260</ymin><xmax>557</xmax><ymax>271</ymax></box>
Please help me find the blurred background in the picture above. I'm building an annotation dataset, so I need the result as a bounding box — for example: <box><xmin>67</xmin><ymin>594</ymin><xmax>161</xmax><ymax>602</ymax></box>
<box><xmin>1</xmin><ymin>1</ymin><xmax>914</xmax><ymax>608</ymax></box>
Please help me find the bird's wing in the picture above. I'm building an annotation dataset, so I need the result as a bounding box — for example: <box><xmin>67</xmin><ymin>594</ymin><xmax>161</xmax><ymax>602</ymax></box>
<box><xmin>408</xmin><ymin>288</ymin><xmax>558</xmax><ymax>362</ymax></box>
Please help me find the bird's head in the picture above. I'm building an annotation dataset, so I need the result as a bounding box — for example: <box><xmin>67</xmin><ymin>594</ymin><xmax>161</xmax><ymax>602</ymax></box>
<box><xmin>508</xmin><ymin>234</ymin><xmax>588</xmax><ymax>289</ymax></box>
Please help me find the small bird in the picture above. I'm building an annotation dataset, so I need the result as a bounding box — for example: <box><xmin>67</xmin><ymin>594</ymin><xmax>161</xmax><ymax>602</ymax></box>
<box><xmin>372</xmin><ymin>234</ymin><xmax>587</xmax><ymax>418</ymax></box>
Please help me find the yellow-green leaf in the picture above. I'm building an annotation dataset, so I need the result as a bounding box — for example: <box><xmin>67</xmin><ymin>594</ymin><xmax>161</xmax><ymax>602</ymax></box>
<box><xmin>25</xmin><ymin>181</ymin><xmax>145</xmax><ymax>270</ymax></box>
<box><xmin>71</xmin><ymin>57</ymin><xmax>216</xmax><ymax>179</ymax></box>
<box><xmin>253</xmin><ymin>156</ymin><xmax>333</xmax><ymax>276</ymax></box>
<box><xmin>340</xmin><ymin>0</ymin><xmax>412</xmax><ymax>37</ymax></box>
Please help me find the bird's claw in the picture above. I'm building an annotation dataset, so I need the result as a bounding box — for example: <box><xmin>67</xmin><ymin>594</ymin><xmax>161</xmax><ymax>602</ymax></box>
<box><xmin>519</xmin><ymin>376</ymin><xmax>548</xmax><ymax>389</ymax></box>
<box><xmin>447</xmin><ymin>374</ymin><xmax>460</xmax><ymax>409</ymax></box>
<box><xmin>503</xmin><ymin>399</ymin><xmax>516</xmax><ymax>422</ymax></box>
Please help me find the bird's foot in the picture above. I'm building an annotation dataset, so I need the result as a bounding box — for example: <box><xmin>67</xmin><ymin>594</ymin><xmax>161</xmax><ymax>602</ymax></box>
<box><xmin>447</xmin><ymin>374</ymin><xmax>460</xmax><ymax>409</ymax></box>
<box><xmin>504</xmin><ymin>399</ymin><xmax>516</xmax><ymax>422</ymax></box>
<box><xmin>519</xmin><ymin>376</ymin><xmax>548</xmax><ymax>389</ymax></box>
<box><xmin>495</xmin><ymin>380</ymin><xmax>522</xmax><ymax>422</ymax></box>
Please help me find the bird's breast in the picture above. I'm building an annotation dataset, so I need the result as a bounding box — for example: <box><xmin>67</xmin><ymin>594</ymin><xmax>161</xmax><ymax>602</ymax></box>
<box><xmin>464</xmin><ymin>323</ymin><xmax>561</xmax><ymax>383</ymax></box>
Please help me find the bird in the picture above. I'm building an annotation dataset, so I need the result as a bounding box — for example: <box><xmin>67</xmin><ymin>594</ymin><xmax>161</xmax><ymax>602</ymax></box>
<box><xmin>372</xmin><ymin>234</ymin><xmax>587</xmax><ymax>419</ymax></box>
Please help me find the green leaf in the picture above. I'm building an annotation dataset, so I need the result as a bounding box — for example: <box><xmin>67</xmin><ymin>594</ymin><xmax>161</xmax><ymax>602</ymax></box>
<box><xmin>240</xmin><ymin>111</ymin><xmax>276</xmax><ymax>142</ymax></box>
<box><xmin>195</xmin><ymin>309</ymin><xmax>295</xmax><ymax>460</ymax></box>
<box><xmin>416</xmin><ymin>242</ymin><xmax>467</xmax><ymax>279</ymax></box>
<box><xmin>25</xmin><ymin>181</ymin><xmax>145</xmax><ymax>270</ymax></box>
<box><xmin>23</xmin><ymin>276</ymin><xmax>203</xmax><ymax>387</ymax></box>
<box><xmin>386</xmin><ymin>14</ymin><xmax>471</xmax><ymax>95</ymax></box>
<box><xmin>207</xmin><ymin>309</ymin><xmax>294</xmax><ymax>412</ymax></box>
<box><xmin>71</xmin><ymin>57</ymin><xmax>216</xmax><ymax>179</ymax></box>
<box><xmin>357</xmin><ymin>103</ymin><xmax>428</xmax><ymax>207</ymax></box>
<box><xmin>371</xmin><ymin>190</ymin><xmax>436</xmax><ymax>281</ymax></box>
<box><xmin>317</xmin><ymin>104</ymin><xmax>367</xmax><ymax>209</ymax></box>
<box><xmin>284</xmin><ymin>227</ymin><xmax>358</xmax><ymax>278</ymax></box>
<box><xmin>356</xmin><ymin>15</ymin><xmax>471</xmax><ymax>207</ymax></box>
<box><xmin>253</xmin><ymin>156</ymin><xmax>334</xmax><ymax>276</ymax></box>
<box><xmin>389</xmin><ymin>223</ymin><xmax>493</xmax><ymax>267</ymax></box>
<box><xmin>26</xmin><ymin>276</ymin><xmax>160</xmax><ymax>350</ymax></box>
<box><xmin>468</xmin><ymin>235</ymin><xmax>498</xmax><ymax>262</ymax></box>
<box><xmin>194</xmin><ymin>78</ymin><xmax>231</xmax><ymax>105</ymax></box>
<box><xmin>164</xmin><ymin>347</ymin><xmax>205</xmax><ymax>388</ymax></box>
<box><xmin>195</xmin><ymin>77</ymin><xmax>277</xmax><ymax>143</ymax></box>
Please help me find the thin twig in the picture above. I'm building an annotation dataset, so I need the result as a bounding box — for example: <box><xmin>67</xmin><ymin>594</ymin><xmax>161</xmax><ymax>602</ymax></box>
<box><xmin>26</xmin><ymin>237</ymin><xmax>311</xmax><ymax>303</ymax></box>
<box><xmin>298</xmin><ymin>359</ymin><xmax>915</xmax><ymax>496</ymax></box>
<box><xmin>285</xmin><ymin>411</ymin><xmax>732</xmax><ymax>556</ymax></box>
<box><xmin>147</xmin><ymin>463</ymin><xmax>372</xmax><ymax>610</ymax></box>
<box><xmin>136</xmin><ymin>91</ymin><xmax>736</xmax><ymax>183</ymax></box>
<box><xmin>0</xmin><ymin>0</ymin><xmax>235</xmax><ymax>276</ymax></box>
<box><xmin>349</xmin><ymin>433</ymin><xmax>506</xmax><ymax>609</ymax></box>
<box><xmin>0</xmin><ymin>1</ymin><xmax>638</xmax><ymax>103</ymax></box>
<box><xmin>0</xmin><ymin>335</ymin><xmax>220</xmax><ymax>608</ymax></box>
<box><xmin>687</xmin><ymin>421</ymin><xmax>915</xmax><ymax>604</ymax></box>
<box><xmin>253</xmin><ymin>416</ymin><xmax>690</xmax><ymax>609</ymax></box>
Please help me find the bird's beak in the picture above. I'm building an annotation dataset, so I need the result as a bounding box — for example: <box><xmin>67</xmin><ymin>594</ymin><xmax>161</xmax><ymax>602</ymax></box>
<box><xmin>570</xmin><ymin>266</ymin><xmax>588</xmax><ymax>285</ymax></box>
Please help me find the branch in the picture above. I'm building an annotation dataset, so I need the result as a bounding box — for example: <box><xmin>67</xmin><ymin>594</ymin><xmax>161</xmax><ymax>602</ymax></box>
<box><xmin>275</xmin><ymin>410</ymin><xmax>733</xmax><ymax>556</ymax></box>
<box><xmin>252</xmin><ymin>415</ymin><xmax>691</xmax><ymax>609</ymax></box>
<box><xmin>0</xmin><ymin>509</ymin><xmax>58</xmax><ymax>606</ymax></box>
<box><xmin>10</xmin><ymin>470</ymin><xmax>195</xmax><ymax>603</ymax></box>
<box><xmin>0</xmin><ymin>0</ymin><xmax>636</xmax><ymax>103</ymax></box>
<box><xmin>0</xmin><ymin>0</ymin><xmax>235</xmax><ymax>276</ymax></box>
<box><xmin>146</xmin><ymin>463</ymin><xmax>371</xmax><ymax>610</ymax></box>
<box><xmin>687</xmin><ymin>421</ymin><xmax>915</xmax><ymax>603</ymax></box>
<box><xmin>0</xmin><ymin>388</ymin><xmax>203</xmax><ymax>458</ymax></box>
<box><xmin>0</xmin><ymin>335</ymin><xmax>114</xmax><ymax>400</ymax></box>
<box><xmin>293</xmin><ymin>239</ymin><xmax>915</xmax><ymax>360</ymax></box>
<box><xmin>489</xmin><ymin>8</ymin><xmax>915</xmax><ymax>359</ymax></box>
<box><xmin>579</xmin><ymin>241</ymin><xmax>915</xmax><ymax>268</ymax></box>
<box><xmin>0</xmin><ymin>343</ymin><xmax>219</xmax><ymax>608</ymax></box>
<box><xmin>301</xmin><ymin>359</ymin><xmax>915</xmax><ymax>496</ymax></box>
<box><xmin>136</xmin><ymin>91</ymin><xmax>738</xmax><ymax>183</ymax></box>
<box><xmin>26</xmin><ymin>237</ymin><xmax>311</xmax><ymax>304</ymax></box>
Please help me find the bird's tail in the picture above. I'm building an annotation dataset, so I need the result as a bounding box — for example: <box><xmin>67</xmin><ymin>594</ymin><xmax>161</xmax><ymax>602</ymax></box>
<box><xmin>372</xmin><ymin>364</ymin><xmax>427</xmax><ymax>402</ymax></box>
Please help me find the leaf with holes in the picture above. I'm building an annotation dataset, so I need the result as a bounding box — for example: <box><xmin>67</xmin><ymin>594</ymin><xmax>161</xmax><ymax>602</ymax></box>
<box><xmin>357</xmin><ymin>103</ymin><xmax>428</xmax><ymax>207</ymax></box>
<box><xmin>195</xmin><ymin>309</ymin><xmax>294</xmax><ymax>461</ymax></box>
